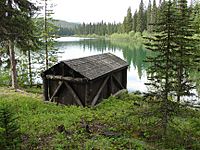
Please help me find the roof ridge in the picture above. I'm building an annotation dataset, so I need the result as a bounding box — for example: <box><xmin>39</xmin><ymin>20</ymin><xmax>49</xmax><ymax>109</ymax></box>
<box><xmin>61</xmin><ymin>52</ymin><xmax>112</xmax><ymax>63</ymax></box>
<box><xmin>45</xmin><ymin>53</ymin><xmax>128</xmax><ymax>80</ymax></box>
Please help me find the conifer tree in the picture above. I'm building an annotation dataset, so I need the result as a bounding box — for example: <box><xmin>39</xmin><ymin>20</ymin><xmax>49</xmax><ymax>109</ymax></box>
<box><xmin>0</xmin><ymin>0</ymin><xmax>38</xmax><ymax>90</ymax></box>
<box><xmin>133</xmin><ymin>10</ymin><xmax>138</xmax><ymax>32</ymax></box>
<box><xmin>192</xmin><ymin>2</ymin><xmax>200</xmax><ymax>34</ymax></box>
<box><xmin>137</xmin><ymin>0</ymin><xmax>145</xmax><ymax>33</ymax></box>
<box><xmin>173</xmin><ymin>0</ymin><xmax>199</xmax><ymax>102</ymax></box>
<box><xmin>42</xmin><ymin>0</ymin><xmax>58</xmax><ymax>70</ymax></box>
<box><xmin>144</xmin><ymin>0</ymin><xmax>178</xmax><ymax>137</ymax></box>
<box><xmin>147</xmin><ymin>0</ymin><xmax>152</xmax><ymax>32</ymax></box>
<box><xmin>0</xmin><ymin>103</ymin><xmax>21</xmax><ymax>149</ymax></box>
<box><xmin>123</xmin><ymin>7</ymin><xmax>133</xmax><ymax>33</ymax></box>
<box><xmin>152</xmin><ymin>0</ymin><xmax>158</xmax><ymax>31</ymax></box>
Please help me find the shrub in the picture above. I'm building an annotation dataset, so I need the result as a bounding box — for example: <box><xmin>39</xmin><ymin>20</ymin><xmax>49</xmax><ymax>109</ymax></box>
<box><xmin>0</xmin><ymin>103</ymin><xmax>21</xmax><ymax>150</ymax></box>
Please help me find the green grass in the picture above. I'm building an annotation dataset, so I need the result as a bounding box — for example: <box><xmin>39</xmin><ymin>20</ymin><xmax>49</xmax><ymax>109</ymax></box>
<box><xmin>109</xmin><ymin>32</ymin><xmax>149</xmax><ymax>53</ymax></box>
<box><xmin>109</xmin><ymin>31</ymin><xmax>147</xmax><ymax>43</ymax></box>
<box><xmin>73</xmin><ymin>34</ymin><xmax>105</xmax><ymax>39</ymax></box>
<box><xmin>0</xmin><ymin>87</ymin><xmax>200</xmax><ymax>149</ymax></box>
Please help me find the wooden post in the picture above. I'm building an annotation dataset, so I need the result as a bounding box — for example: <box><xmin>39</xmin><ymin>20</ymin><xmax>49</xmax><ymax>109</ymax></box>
<box><xmin>110</xmin><ymin>75</ymin><xmax>113</xmax><ymax>94</ymax></box>
<box><xmin>122</xmin><ymin>69</ymin><xmax>127</xmax><ymax>88</ymax></box>
<box><xmin>85</xmin><ymin>83</ymin><xmax>88</xmax><ymax>107</ymax></box>
<box><xmin>41</xmin><ymin>73</ymin><xmax>48</xmax><ymax>101</ymax></box>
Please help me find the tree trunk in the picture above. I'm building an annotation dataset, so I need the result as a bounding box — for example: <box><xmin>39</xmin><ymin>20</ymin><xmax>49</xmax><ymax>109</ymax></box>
<box><xmin>28</xmin><ymin>49</ymin><xmax>33</xmax><ymax>87</ymax></box>
<box><xmin>9</xmin><ymin>40</ymin><xmax>18</xmax><ymax>90</ymax></box>
<box><xmin>44</xmin><ymin>0</ymin><xmax>48</xmax><ymax>70</ymax></box>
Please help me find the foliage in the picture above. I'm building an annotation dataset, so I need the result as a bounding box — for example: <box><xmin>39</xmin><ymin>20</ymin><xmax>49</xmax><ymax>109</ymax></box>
<box><xmin>123</xmin><ymin>7</ymin><xmax>133</xmax><ymax>33</ymax></box>
<box><xmin>74</xmin><ymin>21</ymin><xmax>120</xmax><ymax>36</ymax></box>
<box><xmin>110</xmin><ymin>32</ymin><xmax>144</xmax><ymax>43</ymax></box>
<box><xmin>137</xmin><ymin>0</ymin><xmax>146</xmax><ymax>33</ymax></box>
<box><xmin>0</xmin><ymin>87</ymin><xmax>200</xmax><ymax>149</ymax></box>
<box><xmin>0</xmin><ymin>102</ymin><xmax>21</xmax><ymax>150</ymax></box>
<box><xmin>0</xmin><ymin>0</ymin><xmax>39</xmax><ymax>89</ymax></box>
<box><xmin>173</xmin><ymin>0</ymin><xmax>200</xmax><ymax>102</ymax></box>
<box><xmin>144</xmin><ymin>0</ymin><xmax>200</xmax><ymax>143</ymax></box>
<box><xmin>147</xmin><ymin>0</ymin><xmax>152</xmax><ymax>32</ymax></box>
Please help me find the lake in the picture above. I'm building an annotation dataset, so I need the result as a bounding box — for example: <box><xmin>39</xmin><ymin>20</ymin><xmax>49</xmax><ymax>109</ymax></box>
<box><xmin>56</xmin><ymin>37</ymin><xmax>148</xmax><ymax>92</ymax></box>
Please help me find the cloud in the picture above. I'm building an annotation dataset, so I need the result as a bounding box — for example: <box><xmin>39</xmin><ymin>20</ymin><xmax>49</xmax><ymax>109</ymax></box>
<box><xmin>52</xmin><ymin>0</ymin><xmax>141</xmax><ymax>23</ymax></box>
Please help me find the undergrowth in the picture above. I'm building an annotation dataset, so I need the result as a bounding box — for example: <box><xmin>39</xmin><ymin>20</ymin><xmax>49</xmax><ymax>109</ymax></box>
<box><xmin>0</xmin><ymin>87</ymin><xmax>199</xmax><ymax>149</ymax></box>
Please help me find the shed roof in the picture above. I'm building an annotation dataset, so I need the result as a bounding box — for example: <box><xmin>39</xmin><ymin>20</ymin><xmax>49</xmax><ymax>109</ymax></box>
<box><xmin>61</xmin><ymin>53</ymin><xmax>128</xmax><ymax>80</ymax></box>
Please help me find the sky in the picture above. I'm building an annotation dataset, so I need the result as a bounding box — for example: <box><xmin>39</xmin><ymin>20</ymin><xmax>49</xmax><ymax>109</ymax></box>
<box><xmin>47</xmin><ymin>0</ymin><xmax>192</xmax><ymax>24</ymax></box>
<box><xmin>52</xmin><ymin>0</ymin><xmax>143</xmax><ymax>23</ymax></box>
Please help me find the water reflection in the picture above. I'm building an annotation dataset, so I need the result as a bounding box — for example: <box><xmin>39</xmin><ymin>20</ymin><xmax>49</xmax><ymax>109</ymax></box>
<box><xmin>56</xmin><ymin>38</ymin><xmax>149</xmax><ymax>92</ymax></box>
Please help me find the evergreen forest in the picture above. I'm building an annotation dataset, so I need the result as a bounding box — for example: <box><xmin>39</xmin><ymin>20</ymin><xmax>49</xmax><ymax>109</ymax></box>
<box><xmin>0</xmin><ymin>0</ymin><xmax>200</xmax><ymax>149</ymax></box>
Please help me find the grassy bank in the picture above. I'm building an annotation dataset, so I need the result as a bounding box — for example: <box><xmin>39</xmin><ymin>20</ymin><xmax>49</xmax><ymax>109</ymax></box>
<box><xmin>109</xmin><ymin>31</ymin><xmax>147</xmax><ymax>43</ymax></box>
<box><xmin>108</xmin><ymin>32</ymin><xmax>149</xmax><ymax>53</ymax></box>
<box><xmin>73</xmin><ymin>34</ymin><xmax>105</xmax><ymax>39</ymax></box>
<box><xmin>0</xmin><ymin>87</ymin><xmax>200</xmax><ymax>149</ymax></box>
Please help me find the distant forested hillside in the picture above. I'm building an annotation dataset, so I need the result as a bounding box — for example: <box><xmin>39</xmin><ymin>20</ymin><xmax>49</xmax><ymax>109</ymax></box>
<box><xmin>54</xmin><ymin>20</ymin><xmax>79</xmax><ymax>29</ymax></box>
<box><xmin>53</xmin><ymin>20</ymin><xmax>79</xmax><ymax>36</ymax></box>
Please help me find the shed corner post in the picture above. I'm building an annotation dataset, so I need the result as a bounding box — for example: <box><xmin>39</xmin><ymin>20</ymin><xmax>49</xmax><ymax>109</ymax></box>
<box><xmin>122</xmin><ymin>67</ymin><xmax>128</xmax><ymax>89</ymax></box>
<box><xmin>110</xmin><ymin>73</ymin><xmax>114</xmax><ymax>95</ymax></box>
<box><xmin>85</xmin><ymin>79</ymin><xmax>89</xmax><ymax>107</ymax></box>
<box><xmin>124</xmin><ymin>67</ymin><xmax>128</xmax><ymax>88</ymax></box>
<box><xmin>41</xmin><ymin>72</ymin><xmax>48</xmax><ymax>101</ymax></box>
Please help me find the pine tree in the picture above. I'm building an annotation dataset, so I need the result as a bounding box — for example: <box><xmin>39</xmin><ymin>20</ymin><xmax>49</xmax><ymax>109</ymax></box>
<box><xmin>192</xmin><ymin>1</ymin><xmax>200</xmax><ymax>34</ymax></box>
<box><xmin>137</xmin><ymin>0</ymin><xmax>145</xmax><ymax>33</ymax></box>
<box><xmin>16</xmin><ymin>19</ymin><xmax>42</xmax><ymax>87</ymax></box>
<box><xmin>42</xmin><ymin>0</ymin><xmax>57</xmax><ymax>70</ymax></box>
<box><xmin>152</xmin><ymin>0</ymin><xmax>158</xmax><ymax>32</ymax></box>
<box><xmin>36</xmin><ymin>0</ymin><xmax>58</xmax><ymax>70</ymax></box>
<box><xmin>0</xmin><ymin>0</ymin><xmax>38</xmax><ymax>90</ymax></box>
<box><xmin>147</xmin><ymin>0</ymin><xmax>152</xmax><ymax>32</ymax></box>
<box><xmin>0</xmin><ymin>103</ymin><xmax>21</xmax><ymax>149</ymax></box>
<box><xmin>144</xmin><ymin>0</ymin><xmax>178</xmax><ymax>137</ymax></box>
<box><xmin>173</xmin><ymin>0</ymin><xmax>199</xmax><ymax>102</ymax></box>
<box><xmin>144</xmin><ymin>9</ymin><xmax>148</xmax><ymax>31</ymax></box>
<box><xmin>123</xmin><ymin>7</ymin><xmax>133</xmax><ymax>33</ymax></box>
<box><xmin>133</xmin><ymin>10</ymin><xmax>138</xmax><ymax>32</ymax></box>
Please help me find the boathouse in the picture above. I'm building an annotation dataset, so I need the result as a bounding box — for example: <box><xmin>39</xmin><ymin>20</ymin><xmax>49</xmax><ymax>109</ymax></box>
<box><xmin>41</xmin><ymin>53</ymin><xmax>128</xmax><ymax>106</ymax></box>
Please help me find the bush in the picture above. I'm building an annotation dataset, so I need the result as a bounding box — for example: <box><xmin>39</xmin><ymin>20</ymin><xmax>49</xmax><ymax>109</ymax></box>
<box><xmin>0</xmin><ymin>103</ymin><xmax>21</xmax><ymax>150</ymax></box>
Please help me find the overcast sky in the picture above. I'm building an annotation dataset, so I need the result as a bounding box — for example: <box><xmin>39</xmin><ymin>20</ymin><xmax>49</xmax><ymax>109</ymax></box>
<box><xmin>51</xmin><ymin>0</ymin><xmax>144</xmax><ymax>23</ymax></box>
<box><xmin>47</xmin><ymin>0</ymin><xmax>192</xmax><ymax>24</ymax></box>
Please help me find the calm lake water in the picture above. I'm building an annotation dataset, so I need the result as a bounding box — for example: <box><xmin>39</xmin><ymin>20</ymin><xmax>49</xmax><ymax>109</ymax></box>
<box><xmin>56</xmin><ymin>37</ymin><xmax>148</xmax><ymax>92</ymax></box>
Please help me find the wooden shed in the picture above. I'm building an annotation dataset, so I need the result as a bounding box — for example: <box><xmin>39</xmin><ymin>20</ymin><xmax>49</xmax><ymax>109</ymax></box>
<box><xmin>41</xmin><ymin>53</ymin><xmax>128</xmax><ymax>106</ymax></box>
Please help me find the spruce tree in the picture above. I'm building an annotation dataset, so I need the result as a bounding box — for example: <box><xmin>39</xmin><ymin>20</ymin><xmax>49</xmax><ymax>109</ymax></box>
<box><xmin>123</xmin><ymin>7</ymin><xmax>133</xmax><ymax>33</ymax></box>
<box><xmin>0</xmin><ymin>0</ymin><xmax>38</xmax><ymax>90</ymax></box>
<box><xmin>173</xmin><ymin>0</ymin><xmax>199</xmax><ymax>102</ymax></box>
<box><xmin>192</xmin><ymin>2</ymin><xmax>200</xmax><ymax>34</ymax></box>
<box><xmin>133</xmin><ymin>10</ymin><xmax>138</xmax><ymax>32</ymax></box>
<box><xmin>144</xmin><ymin>0</ymin><xmax>178</xmax><ymax>137</ymax></box>
<box><xmin>147</xmin><ymin>0</ymin><xmax>152</xmax><ymax>32</ymax></box>
<box><xmin>0</xmin><ymin>103</ymin><xmax>21</xmax><ymax>149</ymax></box>
<box><xmin>41</xmin><ymin>0</ymin><xmax>58</xmax><ymax>70</ymax></box>
<box><xmin>137</xmin><ymin>0</ymin><xmax>145</xmax><ymax>33</ymax></box>
<box><xmin>151</xmin><ymin>0</ymin><xmax>158</xmax><ymax>32</ymax></box>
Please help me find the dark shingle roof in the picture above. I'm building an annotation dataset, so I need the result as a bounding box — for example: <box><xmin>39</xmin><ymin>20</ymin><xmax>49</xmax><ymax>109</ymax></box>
<box><xmin>62</xmin><ymin>53</ymin><xmax>128</xmax><ymax>80</ymax></box>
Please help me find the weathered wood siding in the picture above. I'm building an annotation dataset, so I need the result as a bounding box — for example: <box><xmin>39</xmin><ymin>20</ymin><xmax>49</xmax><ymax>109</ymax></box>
<box><xmin>42</xmin><ymin>53</ymin><xmax>128</xmax><ymax>106</ymax></box>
